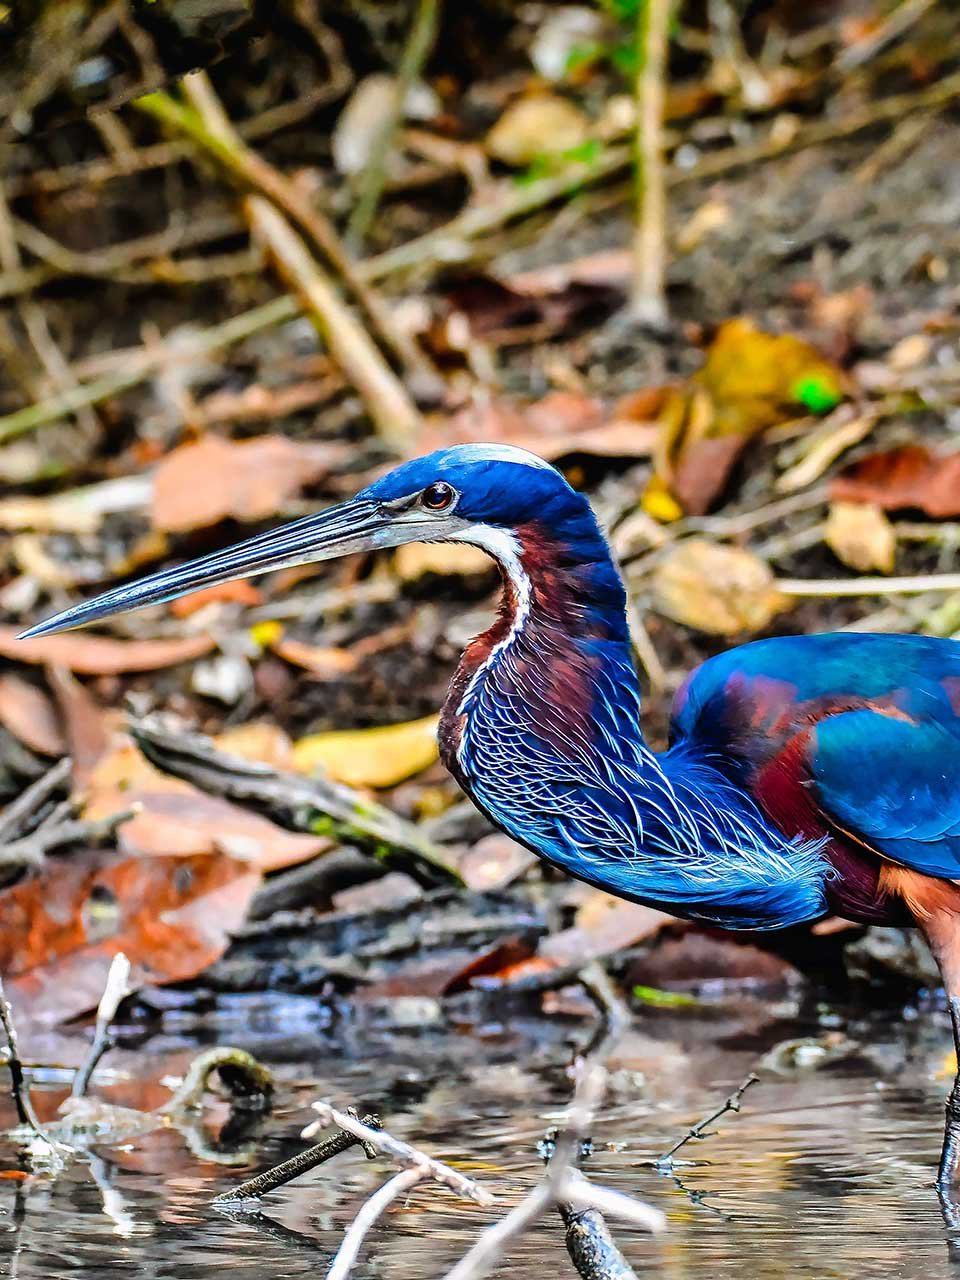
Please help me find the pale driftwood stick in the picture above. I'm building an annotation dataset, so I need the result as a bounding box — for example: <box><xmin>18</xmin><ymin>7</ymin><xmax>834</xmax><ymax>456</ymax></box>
<box><xmin>0</xmin><ymin>977</ymin><xmax>45</xmax><ymax>1136</ymax></box>
<box><xmin>304</xmin><ymin>1102</ymin><xmax>494</xmax><ymax>1207</ymax></box>
<box><xmin>630</xmin><ymin>0</ymin><xmax>670</xmax><ymax>327</ymax></box>
<box><xmin>246</xmin><ymin>196</ymin><xmax>421</xmax><ymax>452</ymax></box>
<box><xmin>326</xmin><ymin>1168</ymin><xmax>426</xmax><ymax>1280</ymax></box>
<box><xmin>72</xmin><ymin>953</ymin><xmax>132</xmax><ymax>1099</ymax></box>
<box><xmin>776</xmin><ymin>573</ymin><xmax>960</xmax><ymax>597</ymax></box>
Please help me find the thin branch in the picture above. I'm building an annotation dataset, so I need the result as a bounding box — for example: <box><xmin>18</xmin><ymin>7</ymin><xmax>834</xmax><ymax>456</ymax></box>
<box><xmin>631</xmin><ymin>0</ymin><xmax>670</xmax><ymax>327</ymax></box>
<box><xmin>0</xmin><ymin>296</ymin><xmax>298</xmax><ymax>442</ymax></box>
<box><xmin>246</xmin><ymin>195</ymin><xmax>420</xmax><ymax>451</ymax></box>
<box><xmin>71</xmin><ymin>953</ymin><xmax>132</xmax><ymax>1099</ymax></box>
<box><xmin>213</xmin><ymin>1112</ymin><xmax>380</xmax><ymax>1207</ymax></box>
<box><xmin>0</xmin><ymin>977</ymin><xmax>45</xmax><ymax>1136</ymax></box>
<box><xmin>326</xmin><ymin>1168</ymin><xmax>426</xmax><ymax>1280</ymax></box>
<box><xmin>656</xmin><ymin>1073</ymin><xmax>759</xmax><ymax>1168</ymax></box>
<box><xmin>304</xmin><ymin>1102</ymin><xmax>494</xmax><ymax>1206</ymax></box>
<box><xmin>347</xmin><ymin>0</ymin><xmax>441</xmax><ymax>246</ymax></box>
<box><xmin>0</xmin><ymin>756</ymin><xmax>71</xmax><ymax>844</ymax></box>
<box><xmin>141</xmin><ymin>75</ymin><xmax>442</xmax><ymax>402</ymax></box>
<box><xmin>776</xmin><ymin>573</ymin><xmax>960</xmax><ymax>598</ymax></box>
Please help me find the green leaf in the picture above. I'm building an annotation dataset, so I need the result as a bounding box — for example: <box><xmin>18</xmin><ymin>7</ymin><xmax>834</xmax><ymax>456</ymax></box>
<box><xmin>632</xmin><ymin>984</ymin><xmax>700</xmax><ymax>1008</ymax></box>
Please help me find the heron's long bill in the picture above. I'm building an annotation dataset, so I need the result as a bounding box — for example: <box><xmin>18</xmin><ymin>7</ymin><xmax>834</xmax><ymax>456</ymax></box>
<box><xmin>18</xmin><ymin>497</ymin><xmax>394</xmax><ymax>639</ymax></box>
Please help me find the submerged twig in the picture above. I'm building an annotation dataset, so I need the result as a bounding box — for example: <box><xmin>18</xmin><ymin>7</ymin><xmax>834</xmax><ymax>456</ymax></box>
<box><xmin>213</xmin><ymin>1110</ymin><xmax>379</xmax><ymax>1207</ymax></box>
<box><xmin>304</xmin><ymin>1103</ymin><xmax>493</xmax><ymax>1206</ymax></box>
<box><xmin>655</xmin><ymin>1073</ymin><xmax>759</xmax><ymax>1169</ymax></box>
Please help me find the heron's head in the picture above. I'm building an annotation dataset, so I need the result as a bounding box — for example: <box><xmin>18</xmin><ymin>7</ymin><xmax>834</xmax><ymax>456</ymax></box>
<box><xmin>20</xmin><ymin>444</ymin><xmax>600</xmax><ymax>638</ymax></box>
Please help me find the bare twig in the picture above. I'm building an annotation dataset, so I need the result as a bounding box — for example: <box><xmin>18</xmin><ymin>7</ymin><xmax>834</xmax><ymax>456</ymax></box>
<box><xmin>0</xmin><ymin>807</ymin><xmax>136</xmax><ymax>870</ymax></box>
<box><xmin>246</xmin><ymin>195</ymin><xmax>420</xmax><ymax>451</ymax></box>
<box><xmin>655</xmin><ymin>1073</ymin><xmax>759</xmax><ymax>1168</ymax></box>
<box><xmin>304</xmin><ymin>1102</ymin><xmax>494</xmax><ymax>1206</ymax></box>
<box><xmin>140</xmin><ymin>75</ymin><xmax>442</xmax><ymax>402</ymax></box>
<box><xmin>326</xmin><ymin>1167</ymin><xmax>427</xmax><ymax>1280</ymax></box>
<box><xmin>557</xmin><ymin>1196</ymin><xmax>638</xmax><ymax>1280</ymax></box>
<box><xmin>631</xmin><ymin>0</ymin><xmax>670</xmax><ymax>327</ymax></box>
<box><xmin>347</xmin><ymin>0</ymin><xmax>442</xmax><ymax>246</ymax></box>
<box><xmin>776</xmin><ymin>573</ymin><xmax>960</xmax><ymax>598</ymax></box>
<box><xmin>836</xmin><ymin>0</ymin><xmax>937</xmax><ymax>72</ymax></box>
<box><xmin>213</xmin><ymin>1111</ymin><xmax>379</xmax><ymax>1207</ymax></box>
<box><xmin>72</xmin><ymin>953</ymin><xmax>132</xmax><ymax>1099</ymax></box>
<box><xmin>0</xmin><ymin>756</ymin><xmax>71</xmax><ymax>844</ymax></box>
<box><xmin>0</xmin><ymin>296</ymin><xmax>298</xmax><ymax>442</ymax></box>
<box><xmin>0</xmin><ymin>977</ymin><xmax>45</xmax><ymax>1136</ymax></box>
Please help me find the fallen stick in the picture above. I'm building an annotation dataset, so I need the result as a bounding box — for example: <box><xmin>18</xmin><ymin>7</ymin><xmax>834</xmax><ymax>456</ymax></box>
<box><xmin>129</xmin><ymin>712</ymin><xmax>462</xmax><ymax>882</ymax></box>
<box><xmin>142</xmin><ymin>74</ymin><xmax>442</xmax><ymax>404</ymax></box>
<box><xmin>71</xmin><ymin>953</ymin><xmax>132</xmax><ymax>1099</ymax></box>
<box><xmin>630</xmin><ymin>0</ymin><xmax>670</xmax><ymax>328</ymax></box>
<box><xmin>326</xmin><ymin>1167</ymin><xmax>427</xmax><ymax>1280</ymax></box>
<box><xmin>558</xmin><ymin>1194</ymin><xmax>638</xmax><ymax>1280</ymax></box>
<box><xmin>0</xmin><ymin>977</ymin><xmax>46</xmax><ymax>1137</ymax></box>
<box><xmin>0</xmin><ymin>756</ymin><xmax>71</xmax><ymax>844</ymax></box>
<box><xmin>213</xmin><ymin>1110</ymin><xmax>379</xmax><ymax>1207</ymax></box>
<box><xmin>304</xmin><ymin>1102</ymin><xmax>494</xmax><ymax>1206</ymax></box>
<box><xmin>246</xmin><ymin>196</ymin><xmax>420</xmax><ymax>452</ymax></box>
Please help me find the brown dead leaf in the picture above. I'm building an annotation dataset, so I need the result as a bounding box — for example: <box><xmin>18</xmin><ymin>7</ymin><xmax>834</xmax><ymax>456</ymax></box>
<box><xmin>213</xmin><ymin>722</ymin><xmax>294</xmax><ymax>769</ymax></box>
<box><xmin>460</xmin><ymin>835</ymin><xmax>537</xmax><ymax>892</ymax></box>
<box><xmin>651</xmin><ymin>539</ymin><xmax>790</xmax><ymax>635</ymax></box>
<box><xmin>638</xmin><ymin>318</ymin><xmax>847</xmax><ymax>517</ymax></box>
<box><xmin>46</xmin><ymin>666</ymin><xmax>112</xmax><ymax>782</ymax></box>
<box><xmin>152</xmin><ymin>434</ymin><xmax>337</xmax><ymax>533</ymax></box>
<box><xmin>0</xmin><ymin>673</ymin><xmax>65</xmax><ymax>756</ymax></box>
<box><xmin>0</xmin><ymin>850</ymin><xmax>260</xmax><ymax>1027</ymax></box>
<box><xmin>85</xmin><ymin>743</ymin><xmax>329</xmax><ymax>868</ymax></box>
<box><xmin>395</xmin><ymin>541</ymin><xmax>493</xmax><ymax>581</ymax></box>
<box><xmin>825</xmin><ymin>501</ymin><xmax>896</xmax><ymax>573</ymax></box>
<box><xmin>424</xmin><ymin>391</ymin><xmax>657</xmax><ymax>462</ymax></box>
<box><xmin>170</xmin><ymin>579</ymin><xmax>263</xmax><ymax>618</ymax></box>
<box><xmin>271</xmin><ymin>636</ymin><xmax>358</xmax><ymax>678</ymax></box>
<box><xmin>2</xmin><ymin>627</ymin><xmax>214</xmax><ymax>674</ymax></box>
<box><xmin>540</xmin><ymin>893</ymin><xmax>672</xmax><ymax>966</ymax></box>
<box><xmin>831</xmin><ymin>445</ymin><xmax>960</xmax><ymax>518</ymax></box>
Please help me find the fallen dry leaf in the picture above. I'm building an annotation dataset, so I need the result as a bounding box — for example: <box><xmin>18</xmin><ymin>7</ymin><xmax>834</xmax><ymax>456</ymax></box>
<box><xmin>151</xmin><ymin>434</ymin><xmax>337</xmax><ymax>533</ymax></box>
<box><xmin>0</xmin><ymin>673</ymin><xmax>65</xmax><ymax>756</ymax></box>
<box><xmin>423</xmin><ymin>390</ymin><xmax>657</xmax><ymax>462</ymax></box>
<box><xmin>486</xmin><ymin>93</ymin><xmax>590</xmax><ymax>166</ymax></box>
<box><xmin>540</xmin><ymin>892</ymin><xmax>672</xmax><ymax>966</ymax></box>
<box><xmin>85</xmin><ymin>743</ymin><xmax>329</xmax><ymax>868</ymax></box>
<box><xmin>170</xmin><ymin>579</ymin><xmax>263</xmax><ymax>618</ymax></box>
<box><xmin>213</xmin><ymin>722</ymin><xmax>294</xmax><ymax>769</ymax></box>
<box><xmin>636</xmin><ymin>318</ymin><xmax>847</xmax><ymax>517</ymax></box>
<box><xmin>831</xmin><ymin>444</ymin><xmax>960</xmax><ymax>518</ymax></box>
<box><xmin>46</xmin><ymin>665</ymin><xmax>112</xmax><ymax>782</ymax></box>
<box><xmin>650</xmin><ymin>539</ymin><xmax>790</xmax><ymax>635</ymax></box>
<box><xmin>825</xmin><ymin>500</ymin><xmax>896</xmax><ymax>573</ymax></box>
<box><xmin>460</xmin><ymin>834</ymin><xmax>537</xmax><ymax>892</ymax></box>
<box><xmin>292</xmin><ymin>714</ymin><xmax>440</xmax><ymax>788</ymax></box>
<box><xmin>0</xmin><ymin>850</ymin><xmax>260</xmax><ymax>1027</ymax></box>
<box><xmin>271</xmin><ymin>636</ymin><xmax>358</xmax><ymax>678</ymax></box>
<box><xmin>1</xmin><ymin>627</ymin><xmax>215</xmax><ymax>674</ymax></box>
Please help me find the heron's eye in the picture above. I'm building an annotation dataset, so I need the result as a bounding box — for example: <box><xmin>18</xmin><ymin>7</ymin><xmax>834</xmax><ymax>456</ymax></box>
<box><xmin>420</xmin><ymin>481</ymin><xmax>455</xmax><ymax>511</ymax></box>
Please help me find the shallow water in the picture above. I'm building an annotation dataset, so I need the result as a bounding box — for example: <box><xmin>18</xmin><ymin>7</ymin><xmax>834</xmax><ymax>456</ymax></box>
<box><xmin>2</xmin><ymin>989</ymin><xmax>960</xmax><ymax>1279</ymax></box>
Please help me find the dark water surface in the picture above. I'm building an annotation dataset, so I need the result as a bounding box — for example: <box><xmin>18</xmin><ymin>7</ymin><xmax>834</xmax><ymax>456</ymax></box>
<box><xmin>2</xmin><ymin>989</ymin><xmax>959</xmax><ymax>1279</ymax></box>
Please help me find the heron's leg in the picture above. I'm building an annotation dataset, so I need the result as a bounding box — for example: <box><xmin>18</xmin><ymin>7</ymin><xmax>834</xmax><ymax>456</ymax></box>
<box><xmin>939</xmin><ymin>996</ymin><xmax>960</xmax><ymax>1189</ymax></box>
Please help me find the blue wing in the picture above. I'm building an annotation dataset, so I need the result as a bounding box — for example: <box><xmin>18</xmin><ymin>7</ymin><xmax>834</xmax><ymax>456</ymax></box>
<box><xmin>672</xmin><ymin>631</ymin><xmax>960</xmax><ymax>882</ymax></box>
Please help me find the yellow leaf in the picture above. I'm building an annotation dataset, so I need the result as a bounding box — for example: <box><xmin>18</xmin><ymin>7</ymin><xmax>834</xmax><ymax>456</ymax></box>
<box><xmin>486</xmin><ymin>93</ymin><xmax>590</xmax><ymax>166</ymax></box>
<box><xmin>640</xmin><ymin>475</ymin><xmax>684</xmax><ymax>523</ymax></box>
<box><xmin>824</xmin><ymin>501</ymin><xmax>896</xmax><ymax>574</ymax></box>
<box><xmin>292</xmin><ymin>714</ymin><xmax>440</xmax><ymax>788</ymax></box>
<box><xmin>249</xmin><ymin>619</ymin><xmax>283</xmax><ymax>650</ymax></box>
<box><xmin>651</xmin><ymin>539</ymin><xmax>789</xmax><ymax>636</ymax></box>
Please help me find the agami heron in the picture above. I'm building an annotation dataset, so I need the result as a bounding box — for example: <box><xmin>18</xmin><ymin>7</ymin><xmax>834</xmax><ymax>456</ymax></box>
<box><xmin>21</xmin><ymin>443</ymin><xmax>960</xmax><ymax>1185</ymax></box>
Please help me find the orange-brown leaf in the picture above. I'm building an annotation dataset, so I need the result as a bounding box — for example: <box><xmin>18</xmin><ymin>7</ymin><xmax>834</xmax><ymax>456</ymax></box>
<box><xmin>1</xmin><ymin>627</ymin><xmax>214</xmax><ymax>674</ymax></box>
<box><xmin>831</xmin><ymin>445</ymin><xmax>960</xmax><ymax>517</ymax></box>
<box><xmin>0</xmin><ymin>673</ymin><xmax>65</xmax><ymax>756</ymax></box>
